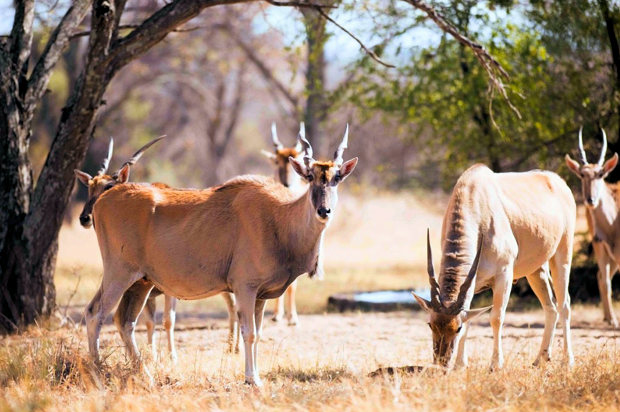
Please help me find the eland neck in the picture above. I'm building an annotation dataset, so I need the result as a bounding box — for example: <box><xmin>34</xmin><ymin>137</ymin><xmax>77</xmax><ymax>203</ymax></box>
<box><xmin>438</xmin><ymin>196</ymin><xmax>479</xmax><ymax>307</ymax></box>
<box><xmin>591</xmin><ymin>183</ymin><xmax>619</xmax><ymax>235</ymax></box>
<box><xmin>277</xmin><ymin>187</ymin><xmax>327</xmax><ymax>264</ymax></box>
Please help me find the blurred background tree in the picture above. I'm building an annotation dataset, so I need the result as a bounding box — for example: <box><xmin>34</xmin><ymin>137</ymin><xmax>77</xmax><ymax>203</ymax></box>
<box><xmin>344</xmin><ymin>0</ymin><xmax>620</xmax><ymax>188</ymax></box>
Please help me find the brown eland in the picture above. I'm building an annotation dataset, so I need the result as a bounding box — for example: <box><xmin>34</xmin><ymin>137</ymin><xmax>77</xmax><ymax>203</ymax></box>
<box><xmin>84</xmin><ymin>126</ymin><xmax>358</xmax><ymax>385</ymax></box>
<box><xmin>75</xmin><ymin>137</ymin><xmax>239</xmax><ymax>360</ymax></box>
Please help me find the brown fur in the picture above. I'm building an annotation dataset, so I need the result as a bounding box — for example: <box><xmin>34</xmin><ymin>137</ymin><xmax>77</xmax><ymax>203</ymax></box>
<box><xmin>276</xmin><ymin>148</ymin><xmax>299</xmax><ymax>159</ymax></box>
<box><xmin>269</xmin><ymin>147</ymin><xmax>305</xmax><ymax>325</ymax></box>
<box><xmin>311</xmin><ymin>161</ymin><xmax>336</xmax><ymax>184</ymax></box>
<box><xmin>87</xmin><ymin>174</ymin><xmax>330</xmax><ymax>383</ymax></box>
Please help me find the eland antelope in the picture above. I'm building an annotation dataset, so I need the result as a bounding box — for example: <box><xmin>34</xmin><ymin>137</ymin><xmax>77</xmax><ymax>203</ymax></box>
<box><xmin>84</xmin><ymin>126</ymin><xmax>357</xmax><ymax>385</ymax></box>
<box><xmin>565</xmin><ymin>128</ymin><xmax>619</xmax><ymax>327</ymax></box>
<box><xmin>75</xmin><ymin>138</ymin><xmax>239</xmax><ymax>359</ymax></box>
<box><xmin>261</xmin><ymin>122</ymin><xmax>308</xmax><ymax>325</ymax></box>
<box><xmin>413</xmin><ymin>164</ymin><xmax>575</xmax><ymax>369</ymax></box>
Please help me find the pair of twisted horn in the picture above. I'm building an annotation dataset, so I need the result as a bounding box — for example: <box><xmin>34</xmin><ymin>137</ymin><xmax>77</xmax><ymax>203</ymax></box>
<box><xmin>298</xmin><ymin>124</ymin><xmax>350</xmax><ymax>169</ymax></box>
<box><xmin>98</xmin><ymin>135</ymin><xmax>166</xmax><ymax>178</ymax></box>
<box><xmin>271</xmin><ymin>122</ymin><xmax>304</xmax><ymax>154</ymax></box>
<box><xmin>426</xmin><ymin>230</ymin><xmax>483</xmax><ymax>313</ymax></box>
<box><xmin>577</xmin><ymin>127</ymin><xmax>607</xmax><ymax>166</ymax></box>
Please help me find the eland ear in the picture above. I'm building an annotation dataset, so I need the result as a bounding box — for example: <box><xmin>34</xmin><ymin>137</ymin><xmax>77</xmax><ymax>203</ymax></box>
<box><xmin>289</xmin><ymin>156</ymin><xmax>307</xmax><ymax>178</ymax></box>
<box><xmin>565</xmin><ymin>155</ymin><xmax>581</xmax><ymax>176</ymax></box>
<box><xmin>260</xmin><ymin>149</ymin><xmax>277</xmax><ymax>161</ymax></box>
<box><xmin>74</xmin><ymin>170</ymin><xmax>92</xmax><ymax>187</ymax></box>
<box><xmin>337</xmin><ymin>157</ymin><xmax>358</xmax><ymax>183</ymax></box>
<box><xmin>603</xmin><ymin>153</ymin><xmax>619</xmax><ymax>176</ymax></box>
<box><xmin>116</xmin><ymin>164</ymin><xmax>130</xmax><ymax>183</ymax></box>
<box><xmin>412</xmin><ymin>292</ymin><xmax>433</xmax><ymax>313</ymax></box>
<box><xmin>463</xmin><ymin>306</ymin><xmax>492</xmax><ymax>322</ymax></box>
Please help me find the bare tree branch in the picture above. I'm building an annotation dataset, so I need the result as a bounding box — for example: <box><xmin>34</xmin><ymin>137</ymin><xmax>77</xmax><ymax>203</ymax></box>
<box><xmin>314</xmin><ymin>6</ymin><xmax>395</xmax><ymax>69</ymax></box>
<box><xmin>25</xmin><ymin>0</ymin><xmax>91</xmax><ymax>110</ymax></box>
<box><xmin>111</xmin><ymin>0</ymin><xmax>130</xmax><ymax>42</ymax></box>
<box><xmin>216</xmin><ymin>23</ymin><xmax>299</xmax><ymax>111</ymax></box>
<box><xmin>9</xmin><ymin>0</ymin><xmax>35</xmax><ymax>77</ymax></box>
<box><xmin>265</xmin><ymin>0</ymin><xmax>336</xmax><ymax>8</ymax></box>
<box><xmin>401</xmin><ymin>0</ymin><xmax>520</xmax><ymax>118</ymax></box>
<box><xmin>109</xmin><ymin>0</ymin><xmax>246</xmax><ymax>70</ymax></box>
<box><xmin>71</xmin><ymin>24</ymin><xmax>139</xmax><ymax>39</ymax></box>
<box><xmin>72</xmin><ymin>24</ymin><xmax>213</xmax><ymax>39</ymax></box>
<box><xmin>109</xmin><ymin>0</ymin><xmax>332</xmax><ymax>71</ymax></box>
<box><xmin>222</xmin><ymin>61</ymin><xmax>247</xmax><ymax>153</ymax></box>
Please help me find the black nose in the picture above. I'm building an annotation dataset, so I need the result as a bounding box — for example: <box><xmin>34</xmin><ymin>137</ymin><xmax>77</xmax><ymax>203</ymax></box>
<box><xmin>79</xmin><ymin>215</ymin><xmax>91</xmax><ymax>226</ymax></box>
<box><xmin>317</xmin><ymin>207</ymin><xmax>331</xmax><ymax>219</ymax></box>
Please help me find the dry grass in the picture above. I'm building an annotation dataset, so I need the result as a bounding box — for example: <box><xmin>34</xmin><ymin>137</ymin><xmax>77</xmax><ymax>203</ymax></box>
<box><xmin>0</xmin><ymin>308</ymin><xmax>618</xmax><ymax>411</ymax></box>
<box><xmin>1</xmin><ymin>193</ymin><xmax>617</xmax><ymax>411</ymax></box>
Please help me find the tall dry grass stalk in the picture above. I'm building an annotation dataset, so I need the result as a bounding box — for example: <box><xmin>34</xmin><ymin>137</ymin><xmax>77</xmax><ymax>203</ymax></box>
<box><xmin>0</xmin><ymin>310</ymin><xmax>618</xmax><ymax>411</ymax></box>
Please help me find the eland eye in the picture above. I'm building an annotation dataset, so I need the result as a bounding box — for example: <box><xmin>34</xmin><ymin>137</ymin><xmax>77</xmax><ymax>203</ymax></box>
<box><xmin>456</xmin><ymin>326</ymin><xmax>462</xmax><ymax>333</ymax></box>
<box><xmin>307</xmin><ymin>174</ymin><xmax>314</xmax><ymax>182</ymax></box>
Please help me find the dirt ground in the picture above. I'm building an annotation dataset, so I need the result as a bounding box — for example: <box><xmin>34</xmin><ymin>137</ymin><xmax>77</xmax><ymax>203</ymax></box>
<box><xmin>96</xmin><ymin>304</ymin><xmax>618</xmax><ymax>379</ymax></box>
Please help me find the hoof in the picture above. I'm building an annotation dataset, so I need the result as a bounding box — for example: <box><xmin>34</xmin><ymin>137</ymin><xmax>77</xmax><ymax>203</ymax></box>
<box><xmin>489</xmin><ymin>362</ymin><xmax>503</xmax><ymax>372</ymax></box>
<box><xmin>287</xmin><ymin>316</ymin><xmax>299</xmax><ymax>327</ymax></box>
<box><xmin>533</xmin><ymin>351</ymin><xmax>551</xmax><ymax>367</ymax></box>
<box><xmin>271</xmin><ymin>315</ymin><xmax>283</xmax><ymax>323</ymax></box>
<box><xmin>245</xmin><ymin>376</ymin><xmax>263</xmax><ymax>387</ymax></box>
<box><xmin>454</xmin><ymin>361</ymin><xmax>468</xmax><ymax>370</ymax></box>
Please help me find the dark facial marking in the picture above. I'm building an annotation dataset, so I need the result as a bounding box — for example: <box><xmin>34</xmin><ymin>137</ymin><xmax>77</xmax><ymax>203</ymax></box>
<box><xmin>79</xmin><ymin>175</ymin><xmax>117</xmax><ymax>228</ymax></box>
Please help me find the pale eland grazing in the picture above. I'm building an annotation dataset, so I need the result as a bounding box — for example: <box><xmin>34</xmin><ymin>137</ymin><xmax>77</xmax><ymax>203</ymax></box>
<box><xmin>413</xmin><ymin>164</ymin><xmax>575</xmax><ymax>370</ymax></box>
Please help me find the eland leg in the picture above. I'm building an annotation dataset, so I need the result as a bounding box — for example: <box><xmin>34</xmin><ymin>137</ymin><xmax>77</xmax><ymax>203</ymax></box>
<box><xmin>271</xmin><ymin>296</ymin><xmax>284</xmax><ymax>322</ymax></box>
<box><xmin>85</xmin><ymin>263</ymin><xmax>141</xmax><ymax>363</ymax></box>
<box><xmin>114</xmin><ymin>279</ymin><xmax>154</xmax><ymax>366</ymax></box>
<box><xmin>253</xmin><ymin>299</ymin><xmax>267</xmax><ymax>376</ymax></box>
<box><xmin>454</xmin><ymin>323</ymin><xmax>469</xmax><ymax>368</ymax></box>
<box><xmin>490</xmin><ymin>263</ymin><xmax>514</xmax><ymax>370</ymax></box>
<box><xmin>236</xmin><ymin>288</ymin><xmax>261</xmax><ymax>386</ymax></box>
<box><xmin>163</xmin><ymin>295</ymin><xmax>177</xmax><ymax>362</ymax></box>
<box><xmin>222</xmin><ymin>292</ymin><xmax>239</xmax><ymax>353</ymax></box>
<box><xmin>526</xmin><ymin>264</ymin><xmax>558</xmax><ymax>365</ymax></box>
<box><xmin>285</xmin><ymin>281</ymin><xmax>299</xmax><ymax>326</ymax></box>
<box><xmin>594</xmin><ymin>241</ymin><xmax>619</xmax><ymax>327</ymax></box>
<box><xmin>550</xmin><ymin>240</ymin><xmax>575</xmax><ymax>367</ymax></box>
<box><xmin>141</xmin><ymin>294</ymin><xmax>157</xmax><ymax>360</ymax></box>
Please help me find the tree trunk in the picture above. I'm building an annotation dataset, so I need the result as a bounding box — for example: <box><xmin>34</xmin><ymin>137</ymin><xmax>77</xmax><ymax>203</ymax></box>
<box><xmin>301</xmin><ymin>7</ymin><xmax>330</xmax><ymax>155</ymax></box>
<box><xmin>599</xmin><ymin>0</ymin><xmax>620</xmax><ymax>181</ymax></box>
<box><xmin>0</xmin><ymin>109</ymin><xmax>49</xmax><ymax>330</ymax></box>
<box><xmin>0</xmin><ymin>0</ymin><xmax>116</xmax><ymax>332</ymax></box>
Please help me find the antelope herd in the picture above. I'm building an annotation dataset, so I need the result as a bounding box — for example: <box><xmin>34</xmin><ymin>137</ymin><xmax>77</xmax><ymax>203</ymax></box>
<box><xmin>73</xmin><ymin>126</ymin><xmax>617</xmax><ymax>385</ymax></box>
